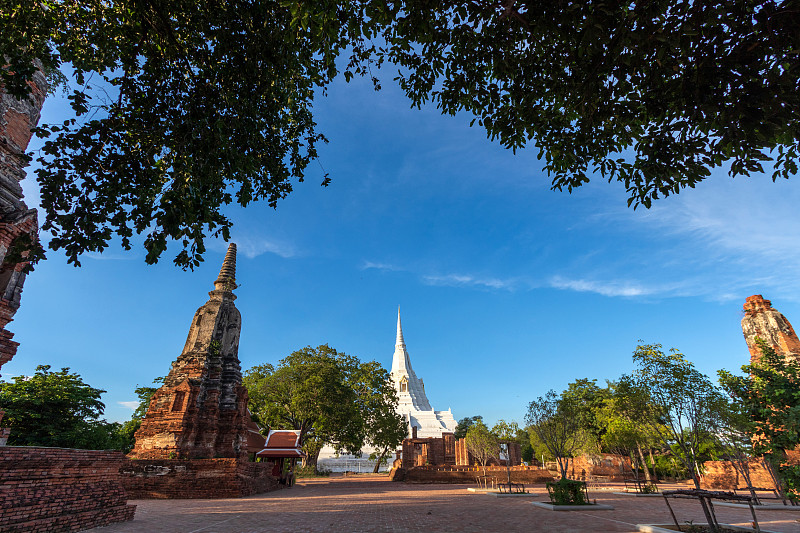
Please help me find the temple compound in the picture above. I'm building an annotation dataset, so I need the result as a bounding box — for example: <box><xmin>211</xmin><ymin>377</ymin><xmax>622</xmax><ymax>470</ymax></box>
<box><xmin>391</xmin><ymin>309</ymin><xmax>457</xmax><ymax>437</ymax></box>
<box><xmin>121</xmin><ymin>244</ymin><xmax>278</xmax><ymax>498</ymax></box>
<box><xmin>742</xmin><ymin>294</ymin><xmax>800</xmax><ymax>365</ymax></box>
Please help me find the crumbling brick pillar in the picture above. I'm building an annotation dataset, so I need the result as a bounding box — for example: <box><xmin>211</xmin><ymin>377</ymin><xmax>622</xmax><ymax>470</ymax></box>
<box><xmin>0</xmin><ymin>68</ymin><xmax>46</xmax><ymax>377</ymax></box>
<box><xmin>742</xmin><ymin>295</ymin><xmax>800</xmax><ymax>365</ymax></box>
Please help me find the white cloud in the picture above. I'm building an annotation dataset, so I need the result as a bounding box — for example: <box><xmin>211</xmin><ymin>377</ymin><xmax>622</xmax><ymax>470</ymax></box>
<box><xmin>361</xmin><ymin>261</ymin><xmax>402</xmax><ymax>271</ymax></box>
<box><xmin>422</xmin><ymin>273</ymin><xmax>518</xmax><ymax>291</ymax></box>
<box><xmin>548</xmin><ymin>276</ymin><xmax>656</xmax><ymax>297</ymax></box>
<box><xmin>211</xmin><ymin>235</ymin><xmax>296</xmax><ymax>259</ymax></box>
<box><xmin>118</xmin><ymin>401</ymin><xmax>139</xmax><ymax>410</ymax></box>
<box><xmin>84</xmin><ymin>252</ymin><xmax>137</xmax><ymax>261</ymax></box>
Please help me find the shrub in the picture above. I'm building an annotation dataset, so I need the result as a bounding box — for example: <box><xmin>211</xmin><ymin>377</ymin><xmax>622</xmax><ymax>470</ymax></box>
<box><xmin>545</xmin><ymin>479</ymin><xmax>589</xmax><ymax>505</ymax></box>
<box><xmin>295</xmin><ymin>465</ymin><xmax>331</xmax><ymax>478</ymax></box>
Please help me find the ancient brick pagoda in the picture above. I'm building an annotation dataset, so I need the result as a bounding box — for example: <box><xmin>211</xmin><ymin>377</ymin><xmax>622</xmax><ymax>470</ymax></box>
<box><xmin>130</xmin><ymin>243</ymin><xmax>264</xmax><ymax>460</ymax></box>
<box><xmin>741</xmin><ymin>294</ymin><xmax>800</xmax><ymax>365</ymax></box>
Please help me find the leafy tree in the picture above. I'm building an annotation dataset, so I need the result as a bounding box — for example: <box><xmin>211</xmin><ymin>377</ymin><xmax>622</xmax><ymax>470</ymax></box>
<box><xmin>0</xmin><ymin>365</ymin><xmax>121</xmax><ymax>449</ymax></box>
<box><xmin>490</xmin><ymin>419</ymin><xmax>520</xmax><ymax>440</ymax></box>
<box><xmin>2</xmin><ymin>0</ymin><xmax>382</xmax><ymax>267</ymax></box>
<box><xmin>243</xmin><ymin>347</ymin><xmax>359</xmax><ymax>467</ymax></box>
<box><xmin>454</xmin><ymin>415</ymin><xmax>483</xmax><ymax>440</ymax></box>
<box><xmin>525</xmin><ymin>390</ymin><xmax>586</xmax><ymax>479</ymax></box>
<box><xmin>348</xmin><ymin>360</ymin><xmax>407</xmax><ymax>473</ymax></box>
<box><xmin>243</xmin><ymin>345</ymin><xmax>403</xmax><ymax>470</ymax></box>
<box><xmin>464</xmin><ymin>419</ymin><xmax>499</xmax><ymax>476</ymax></box>
<box><xmin>117</xmin><ymin>376</ymin><xmax>165</xmax><ymax>453</ymax></box>
<box><xmin>629</xmin><ymin>343</ymin><xmax>728</xmax><ymax>529</ymax></box>
<box><xmin>719</xmin><ymin>339</ymin><xmax>800</xmax><ymax>501</ymax></box>
<box><xmin>562</xmin><ymin>378</ymin><xmax>610</xmax><ymax>453</ymax></box>
<box><xmin>599</xmin><ymin>379</ymin><xmax>665</xmax><ymax>485</ymax></box>
<box><xmin>374</xmin><ymin>0</ymin><xmax>800</xmax><ymax>209</ymax></box>
<box><xmin>8</xmin><ymin>1</ymin><xmax>798</xmax><ymax>267</ymax></box>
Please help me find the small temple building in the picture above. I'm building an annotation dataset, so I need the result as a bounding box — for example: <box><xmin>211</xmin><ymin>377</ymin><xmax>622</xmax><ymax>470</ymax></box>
<box><xmin>391</xmin><ymin>309</ymin><xmax>457</xmax><ymax>438</ymax></box>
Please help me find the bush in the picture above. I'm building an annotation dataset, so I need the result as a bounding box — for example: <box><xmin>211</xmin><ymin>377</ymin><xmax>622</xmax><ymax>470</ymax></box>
<box><xmin>639</xmin><ymin>483</ymin><xmax>659</xmax><ymax>494</ymax></box>
<box><xmin>295</xmin><ymin>465</ymin><xmax>331</xmax><ymax>478</ymax></box>
<box><xmin>546</xmin><ymin>479</ymin><xmax>589</xmax><ymax>505</ymax></box>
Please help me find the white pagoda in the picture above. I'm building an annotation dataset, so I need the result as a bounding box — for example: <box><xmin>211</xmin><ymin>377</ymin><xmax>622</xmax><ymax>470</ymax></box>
<box><xmin>316</xmin><ymin>308</ymin><xmax>456</xmax><ymax>472</ymax></box>
<box><xmin>391</xmin><ymin>309</ymin><xmax>457</xmax><ymax>438</ymax></box>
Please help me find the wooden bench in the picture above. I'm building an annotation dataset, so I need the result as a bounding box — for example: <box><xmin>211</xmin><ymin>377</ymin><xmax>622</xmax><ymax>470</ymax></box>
<box><xmin>624</xmin><ymin>478</ymin><xmax>659</xmax><ymax>493</ymax></box>
<box><xmin>498</xmin><ymin>482</ymin><xmax>526</xmax><ymax>494</ymax></box>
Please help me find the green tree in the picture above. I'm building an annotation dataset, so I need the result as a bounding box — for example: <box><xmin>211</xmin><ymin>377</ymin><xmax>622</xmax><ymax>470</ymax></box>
<box><xmin>562</xmin><ymin>378</ymin><xmax>610</xmax><ymax>453</ymax></box>
<box><xmin>243</xmin><ymin>346</ymin><xmax>359</xmax><ymax>467</ymax></box>
<box><xmin>719</xmin><ymin>339</ymin><xmax>800</xmax><ymax>501</ymax></box>
<box><xmin>8</xmin><ymin>1</ymin><xmax>798</xmax><ymax>267</ymax></box>
<box><xmin>454</xmin><ymin>415</ymin><xmax>483</xmax><ymax>440</ymax></box>
<box><xmin>117</xmin><ymin>376</ymin><xmax>165</xmax><ymax>453</ymax></box>
<box><xmin>3</xmin><ymin>0</ymin><xmax>383</xmax><ymax>267</ymax></box>
<box><xmin>599</xmin><ymin>380</ymin><xmax>662</xmax><ymax>486</ymax></box>
<box><xmin>374</xmin><ymin>0</ymin><xmax>800</xmax><ymax>209</ymax></box>
<box><xmin>0</xmin><ymin>365</ymin><xmax>120</xmax><ymax>449</ymax></box>
<box><xmin>630</xmin><ymin>343</ymin><xmax>729</xmax><ymax>530</ymax></box>
<box><xmin>243</xmin><ymin>345</ymin><xmax>403</xmax><ymax>470</ymax></box>
<box><xmin>490</xmin><ymin>419</ymin><xmax>520</xmax><ymax>440</ymax></box>
<box><xmin>464</xmin><ymin>420</ymin><xmax>499</xmax><ymax>476</ymax></box>
<box><xmin>348</xmin><ymin>360</ymin><xmax>407</xmax><ymax>473</ymax></box>
<box><xmin>525</xmin><ymin>390</ymin><xmax>586</xmax><ymax>479</ymax></box>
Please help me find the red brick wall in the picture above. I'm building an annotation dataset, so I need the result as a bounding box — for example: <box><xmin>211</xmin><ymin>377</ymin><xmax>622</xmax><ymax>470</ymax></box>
<box><xmin>120</xmin><ymin>458</ymin><xmax>280</xmax><ymax>499</ymax></box>
<box><xmin>0</xmin><ymin>447</ymin><xmax>136</xmax><ymax>532</ymax></box>
<box><xmin>402</xmin><ymin>465</ymin><xmax>554</xmax><ymax>484</ymax></box>
<box><xmin>701</xmin><ymin>459</ymin><xmax>777</xmax><ymax>491</ymax></box>
<box><xmin>560</xmin><ymin>454</ymin><xmax>632</xmax><ymax>480</ymax></box>
<box><xmin>403</xmin><ymin>435</ymin><xmax>521</xmax><ymax>469</ymax></box>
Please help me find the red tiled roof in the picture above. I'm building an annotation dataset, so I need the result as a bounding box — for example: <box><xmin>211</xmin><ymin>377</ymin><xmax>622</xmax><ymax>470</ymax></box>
<box><xmin>264</xmin><ymin>430</ymin><xmax>300</xmax><ymax>449</ymax></box>
<box><xmin>256</xmin><ymin>448</ymin><xmax>305</xmax><ymax>458</ymax></box>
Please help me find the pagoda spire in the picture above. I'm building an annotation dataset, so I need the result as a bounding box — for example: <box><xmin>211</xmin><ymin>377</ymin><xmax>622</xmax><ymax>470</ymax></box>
<box><xmin>396</xmin><ymin>307</ymin><xmax>405</xmax><ymax>347</ymax></box>
<box><xmin>214</xmin><ymin>243</ymin><xmax>237</xmax><ymax>292</ymax></box>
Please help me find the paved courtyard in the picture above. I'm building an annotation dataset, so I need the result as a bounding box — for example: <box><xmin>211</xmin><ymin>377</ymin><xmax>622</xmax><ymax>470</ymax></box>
<box><xmin>89</xmin><ymin>475</ymin><xmax>800</xmax><ymax>533</ymax></box>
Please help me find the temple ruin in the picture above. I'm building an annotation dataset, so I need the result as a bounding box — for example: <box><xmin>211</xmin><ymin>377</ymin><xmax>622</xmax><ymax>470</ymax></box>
<box><xmin>130</xmin><ymin>243</ymin><xmax>265</xmax><ymax>460</ymax></box>
<box><xmin>741</xmin><ymin>294</ymin><xmax>800</xmax><ymax>365</ymax></box>
<box><xmin>121</xmin><ymin>244</ymin><xmax>278</xmax><ymax>499</ymax></box>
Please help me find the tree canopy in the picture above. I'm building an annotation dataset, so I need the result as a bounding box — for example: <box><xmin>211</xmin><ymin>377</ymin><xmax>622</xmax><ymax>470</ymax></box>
<box><xmin>5</xmin><ymin>1</ymin><xmax>798</xmax><ymax>266</ymax></box>
<box><xmin>243</xmin><ymin>344</ymin><xmax>404</xmax><ymax>468</ymax></box>
<box><xmin>525</xmin><ymin>389</ymin><xmax>586</xmax><ymax>479</ymax></box>
<box><xmin>454</xmin><ymin>415</ymin><xmax>483</xmax><ymax>440</ymax></box>
<box><xmin>719</xmin><ymin>339</ymin><xmax>800</xmax><ymax>500</ymax></box>
<box><xmin>0</xmin><ymin>365</ymin><xmax>124</xmax><ymax>449</ymax></box>
<box><xmin>464</xmin><ymin>419</ymin><xmax>499</xmax><ymax>475</ymax></box>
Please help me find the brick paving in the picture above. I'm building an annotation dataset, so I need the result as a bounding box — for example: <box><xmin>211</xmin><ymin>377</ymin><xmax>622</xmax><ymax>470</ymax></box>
<box><xmin>87</xmin><ymin>475</ymin><xmax>800</xmax><ymax>533</ymax></box>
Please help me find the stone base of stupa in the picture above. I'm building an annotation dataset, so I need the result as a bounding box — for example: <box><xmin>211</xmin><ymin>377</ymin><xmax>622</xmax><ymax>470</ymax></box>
<box><xmin>120</xmin><ymin>458</ymin><xmax>279</xmax><ymax>499</ymax></box>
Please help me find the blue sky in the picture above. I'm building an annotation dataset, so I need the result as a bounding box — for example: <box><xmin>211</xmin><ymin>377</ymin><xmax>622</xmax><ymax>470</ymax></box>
<box><xmin>4</xmin><ymin>70</ymin><xmax>800</xmax><ymax>427</ymax></box>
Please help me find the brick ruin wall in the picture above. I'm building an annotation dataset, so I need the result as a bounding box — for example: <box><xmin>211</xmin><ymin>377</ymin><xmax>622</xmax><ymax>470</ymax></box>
<box><xmin>0</xmin><ymin>68</ymin><xmax>46</xmax><ymax>378</ymax></box>
<box><xmin>0</xmin><ymin>447</ymin><xmax>135</xmax><ymax>533</ymax></box>
<box><xmin>398</xmin><ymin>465</ymin><xmax>554</xmax><ymax>484</ymax></box>
<box><xmin>394</xmin><ymin>452</ymin><xmax>633</xmax><ymax>484</ymax></box>
<box><xmin>700</xmin><ymin>459</ymin><xmax>777</xmax><ymax>491</ymax></box>
<box><xmin>401</xmin><ymin>434</ymin><xmax>521</xmax><ymax>470</ymax></box>
<box><xmin>0</xmin><ymin>74</ymin><xmax>139</xmax><ymax>531</ymax></box>
<box><xmin>560</xmin><ymin>453</ymin><xmax>633</xmax><ymax>481</ymax></box>
<box><xmin>120</xmin><ymin>458</ymin><xmax>280</xmax><ymax>499</ymax></box>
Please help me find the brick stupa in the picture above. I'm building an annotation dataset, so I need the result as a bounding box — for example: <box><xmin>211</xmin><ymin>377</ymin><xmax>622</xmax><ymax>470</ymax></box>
<box><xmin>741</xmin><ymin>294</ymin><xmax>800</xmax><ymax>365</ymax></box>
<box><xmin>130</xmin><ymin>243</ymin><xmax>264</xmax><ymax>459</ymax></box>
